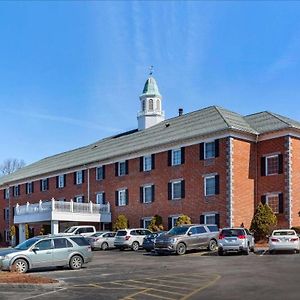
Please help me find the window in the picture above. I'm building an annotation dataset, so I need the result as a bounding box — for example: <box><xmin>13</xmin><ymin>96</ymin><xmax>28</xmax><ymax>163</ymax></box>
<box><xmin>96</xmin><ymin>192</ymin><xmax>105</xmax><ymax>204</ymax></box>
<box><xmin>156</xmin><ymin>99</ymin><xmax>160</xmax><ymax>111</ymax></box>
<box><xmin>4</xmin><ymin>208</ymin><xmax>9</xmax><ymax>220</ymax></box>
<box><xmin>57</xmin><ymin>175</ymin><xmax>65</xmax><ymax>188</ymax></box>
<box><xmin>204</xmin><ymin>175</ymin><xmax>219</xmax><ymax>196</ymax></box>
<box><xmin>13</xmin><ymin>185</ymin><xmax>20</xmax><ymax>197</ymax></box>
<box><xmin>75</xmin><ymin>170</ymin><xmax>84</xmax><ymax>185</ymax></box>
<box><xmin>96</xmin><ymin>166</ymin><xmax>105</xmax><ymax>180</ymax></box>
<box><xmin>54</xmin><ymin>238</ymin><xmax>72</xmax><ymax>249</ymax></box>
<box><xmin>4</xmin><ymin>230</ymin><xmax>10</xmax><ymax>242</ymax></box>
<box><xmin>70</xmin><ymin>237</ymin><xmax>90</xmax><ymax>246</ymax></box>
<box><xmin>144</xmin><ymin>155</ymin><xmax>152</xmax><ymax>171</ymax></box>
<box><xmin>142</xmin><ymin>185</ymin><xmax>153</xmax><ymax>203</ymax></box>
<box><xmin>26</xmin><ymin>182</ymin><xmax>33</xmax><ymax>194</ymax></box>
<box><xmin>4</xmin><ymin>188</ymin><xmax>10</xmax><ymax>200</ymax></box>
<box><xmin>119</xmin><ymin>161</ymin><xmax>126</xmax><ymax>176</ymax></box>
<box><xmin>196</xmin><ymin>226</ymin><xmax>207</xmax><ymax>234</ymax></box>
<box><xmin>142</xmin><ymin>100</ymin><xmax>145</xmax><ymax>111</ymax></box>
<box><xmin>168</xmin><ymin>180</ymin><xmax>185</xmax><ymax>200</ymax></box>
<box><xmin>36</xmin><ymin>239</ymin><xmax>52</xmax><ymax>250</ymax></box>
<box><xmin>266</xmin><ymin>155</ymin><xmax>279</xmax><ymax>175</ymax></box>
<box><xmin>41</xmin><ymin>179</ymin><xmax>49</xmax><ymax>191</ymax></box>
<box><xmin>168</xmin><ymin>216</ymin><xmax>179</xmax><ymax>229</ymax></box>
<box><xmin>142</xmin><ymin>218</ymin><xmax>152</xmax><ymax>229</ymax></box>
<box><xmin>172</xmin><ymin>149</ymin><xmax>182</xmax><ymax>166</ymax></box>
<box><xmin>75</xmin><ymin>196</ymin><xmax>84</xmax><ymax>203</ymax></box>
<box><xmin>116</xmin><ymin>189</ymin><xmax>128</xmax><ymax>206</ymax></box>
<box><xmin>149</xmin><ymin>99</ymin><xmax>154</xmax><ymax>111</ymax></box>
<box><xmin>266</xmin><ymin>194</ymin><xmax>280</xmax><ymax>214</ymax></box>
<box><xmin>205</xmin><ymin>141</ymin><xmax>215</xmax><ymax>159</ymax></box>
<box><xmin>204</xmin><ymin>214</ymin><xmax>216</xmax><ymax>225</ymax></box>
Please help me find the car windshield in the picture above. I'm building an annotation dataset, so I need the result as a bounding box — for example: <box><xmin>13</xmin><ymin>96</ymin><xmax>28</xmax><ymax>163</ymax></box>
<box><xmin>116</xmin><ymin>230</ymin><xmax>127</xmax><ymax>236</ymax></box>
<box><xmin>64</xmin><ymin>227</ymin><xmax>76</xmax><ymax>233</ymax></box>
<box><xmin>15</xmin><ymin>237</ymin><xmax>40</xmax><ymax>250</ymax></box>
<box><xmin>273</xmin><ymin>231</ymin><xmax>295</xmax><ymax>236</ymax></box>
<box><xmin>91</xmin><ymin>232</ymin><xmax>104</xmax><ymax>237</ymax></box>
<box><xmin>168</xmin><ymin>227</ymin><xmax>189</xmax><ymax>236</ymax></box>
<box><xmin>221</xmin><ymin>229</ymin><xmax>244</xmax><ymax>237</ymax></box>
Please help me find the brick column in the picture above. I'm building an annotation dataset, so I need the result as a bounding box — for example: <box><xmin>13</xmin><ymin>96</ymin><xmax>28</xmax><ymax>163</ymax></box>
<box><xmin>226</xmin><ymin>137</ymin><xmax>234</xmax><ymax>227</ymax></box>
<box><xmin>285</xmin><ymin>135</ymin><xmax>292</xmax><ymax>228</ymax></box>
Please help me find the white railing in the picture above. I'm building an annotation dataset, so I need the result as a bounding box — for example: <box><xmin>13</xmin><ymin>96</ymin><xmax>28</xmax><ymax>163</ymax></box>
<box><xmin>15</xmin><ymin>198</ymin><xmax>110</xmax><ymax>216</ymax></box>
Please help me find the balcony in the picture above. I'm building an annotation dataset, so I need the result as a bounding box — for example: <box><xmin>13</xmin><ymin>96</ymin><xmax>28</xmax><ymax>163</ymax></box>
<box><xmin>14</xmin><ymin>198</ymin><xmax>111</xmax><ymax>225</ymax></box>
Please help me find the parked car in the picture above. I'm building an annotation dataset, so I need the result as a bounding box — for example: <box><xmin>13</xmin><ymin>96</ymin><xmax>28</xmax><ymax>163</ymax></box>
<box><xmin>0</xmin><ymin>234</ymin><xmax>92</xmax><ymax>273</ymax></box>
<box><xmin>62</xmin><ymin>225</ymin><xmax>96</xmax><ymax>237</ymax></box>
<box><xmin>114</xmin><ymin>228</ymin><xmax>152</xmax><ymax>251</ymax></box>
<box><xmin>142</xmin><ymin>231</ymin><xmax>166</xmax><ymax>252</ymax></box>
<box><xmin>86</xmin><ymin>231</ymin><xmax>116</xmax><ymax>250</ymax></box>
<box><xmin>269</xmin><ymin>229</ymin><xmax>300</xmax><ymax>254</ymax></box>
<box><xmin>218</xmin><ymin>227</ymin><xmax>255</xmax><ymax>255</ymax></box>
<box><xmin>154</xmin><ymin>224</ymin><xmax>219</xmax><ymax>255</ymax></box>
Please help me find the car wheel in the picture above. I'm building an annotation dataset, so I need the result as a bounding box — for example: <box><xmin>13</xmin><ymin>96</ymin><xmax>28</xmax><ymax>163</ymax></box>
<box><xmin>269</xmin><ymin>250</ymin><xmax>274</xmax><ymax>255</ymax></box>
<box><xmin>12</xmin><ymin>258</ymin><xmax>28</xmax><ymax>273</ymax></box>
<box><xmin>101</xmin><ymin>242</ymin><xmax>109</xmax><ymax>251</ymax></box>
<box><xmin>119</xmin><ymin>247</ymin><xmax>125</xmax><ymax>251</ymax></box>
<box><xmin>243</xmin><ymin>247</ymin><xmax>250</xmax><ymax>255</ymax></box>
<box><xmin>132</xmin><ymin>241</ymin><xmax>139</xmax><ymax>251</ymax></box>
<box><xmin>176</xmin><ymin>243</ymin><xmax>186</xmax><ymax>255</ymax></box>
<box><xmin>218</xmin><ymin>249</ymin><xmax>224</xmax><ymax>256</ymax></box>
<box><xmin>69</xmin><ymin>255</ymin><xmax>83</xmax><ymax>270</ymax></box>
<box><xmin>208</xmin><ymin>239</ymin><xmax>218</xmax><ymax>251</ymax></box>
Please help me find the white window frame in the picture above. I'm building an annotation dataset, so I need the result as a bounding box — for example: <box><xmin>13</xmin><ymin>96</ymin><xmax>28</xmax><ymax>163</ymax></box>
<box><xmin>143</xmin><ymin>217</ymin><xmax>152</xmax><ymax>229</ymax></box>
<box><xmin>171</xmin><ymin>181</ymin><xmax>182</xmax><ymax>200</ymax></box>
<box><xmin>266</xmin><ymin>155</ymin><xmax>279</xmax><ymax>176</ymax></box>
<box><xmin>4</xmin><ymin>207</ymin><xmax>9</xmax><ymax>220</ymax></box>
<box><xmin>204</xmin><ymin>141</ymin><xmax>215</xmax><ymax>159</ymax></box>
<box><xmin>76</xmin><ymin>171</ymin><xmax>83</xmax><ymax>185</ymax></box>
<box><xmin>172</xmin><ymin>148</ymin><xmax>182</xmax><ymax>166</ymax></box>
<box><xmin>171</xmin><ymin>216</ymin><xmax>179</xmax><ymax>227</ymax></box>
<box><xmin>13</xmin><ymin>185</ymin><xmax>20</xmax><ymax>197</ymax></box>
<box><xmin>204</xmin><ymin>213</ymin><xmax>216</xmax><ymax>225</ymax></box>
<box><xmin>143</xmin><ymin>185</ymin><xmax>153</xmax><ymax>203</ymax></box>
<box><xmin>204</xmin><ymin>175</ymin><xmax>216</xmax><ymax>196</ymax></box>
<box><xmin>5</xmin><ymin>188</ymin><xmax>10</xmax><ymax>200</ymax></box>
<box><xmin>58</xmin><ymin>175</ymin><xmax>65</xmax><ymax>188</ymax></box>
<box><xmin>5</xmin><ymin>230</ymin><xmax>10</xmax><ymax>242</ymax></box>
<box><xmin>118</xmin><ymin>161</ymin><xmax>126</xmax><ymax>176</ymax></box>
<box><xmin>143</xmin><ymin>155</ymin><xmax>152</xmax><ymax>172</ymax></box>
<box><xmin>96</xmin><ymin>192</ymin><xmax>105</xmax><ymax>205</ymax></box>
<box><xmin>118</xmin><ymin>189</ymin><xmax>127</xmax><ymax>206</ymax></box>
<box><xmin>266</xmin><ymin>193</ymin><xmax>279</xmax><ymax>214</ymax></box>
<box><xmin>96</xmin><ymin>166</ymin><xmax>104</xmax><ymax>181</ymax></box>
<box><xmin>75</xmin><ymin>196</ymin><xmax>83</xmax><ymax>203</ymax></box>
<box><xmin>26</xmin><ymin>182</ymin><xmax>33</xmax><ymax>194</ymax></box>
<box><xmin>41</xmin><ymin>179</ymin><xmax>48</xmax><ymax>191</ymax></box>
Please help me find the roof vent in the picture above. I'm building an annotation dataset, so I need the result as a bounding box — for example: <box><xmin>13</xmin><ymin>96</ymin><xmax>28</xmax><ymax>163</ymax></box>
<box><xmin>165</xmin><ymin>123</ymin><xmax>170</xmax><ymax>128</ymax></box>
<box><xmin>178</xmin><ymin>108</ymin><xmax>183</xmax><ymax>116</ymax></box>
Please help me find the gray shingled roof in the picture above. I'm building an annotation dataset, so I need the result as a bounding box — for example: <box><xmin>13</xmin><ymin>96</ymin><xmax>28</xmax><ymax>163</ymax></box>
<box><xmin>1</xmin><ymin>106</ymin><xmax>299</xmax><ymax>186</ymax></box>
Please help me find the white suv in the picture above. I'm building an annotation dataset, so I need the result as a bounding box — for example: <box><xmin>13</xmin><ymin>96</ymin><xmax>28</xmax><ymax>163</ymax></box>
<box><xmin>114</xmin><ymin>228</ymin><xmax>152</xmax><ymax>251</ymax></box>
<box><xmin>62</xmin><ymin>226</ymin><xmax>96</xmax><ymax>237</ymax></box>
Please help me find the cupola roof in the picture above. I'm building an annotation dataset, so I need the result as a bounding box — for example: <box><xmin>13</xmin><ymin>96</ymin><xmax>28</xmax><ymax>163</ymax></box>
<box><xmin>141</xmin><ymin>76</ymin><xmax>161</xmax><ymax>97</ymax></box>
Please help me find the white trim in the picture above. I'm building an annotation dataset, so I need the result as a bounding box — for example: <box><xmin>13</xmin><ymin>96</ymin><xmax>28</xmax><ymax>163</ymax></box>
<box><xmin>143</xmin><ymin>155</ymin><xmax>152</xmax><ymax>172</ymax></box>
<box><xmin>95</xmin><ymin>165</ymin><xmax>104</xmax><ymax>181</ymax></box>
<box><xmin>96</xmin><ymin>192</ymin><xmax>105</xmax><ymax>205</ymax></box>
<box><xmin>142</xmin><ymin>217</ymin><xmax>152</xmax><ymax>228</ymax></box>
<box><xmin>266</xmin><ymin>193</ymin><xmax>280</xmax><ymax>214</ymax></box>
<box><xmin>204</xmin><ymin>175</ymin><xmax>216</xmax><ymax>196</ymax></box>
<box><xmin>118</xmin><ymin>161</ymin><xmax>126</xmax><ymax>176</ymax></box>
<box><xmin>118</xmin><ymin>189</ymin><xmax>127</xmax><ymax>206</ymax></box>
<box><xmin>171</xmin><ymin>148</ymin><xmax>182</xmax><ymax>166</ymax></box>
<box><xmin>204</xmin><ymin>140</ymin><xmax>216</xmax><ymax>159</ymax></box>
<box><xmin>171</xmin><ymin>181</ymin><xmax>182</xmax><ymax>200</ymax></box>
<box><xmin>143</xmin><ymin>185</ymin><xmax>153</xmax><ymax>203</ymax></box>
<box><xmin>57</xmin><ymin>175</ymin><xmax>65</xmax><ymax>188</ymax></box>
<box><xmin>204</xmin><ymin>213</ymin><xmax>216</xmax><ymax>224</ymax></box>
<box><xmin>265</xmin><ymin>154</ymin><xmax>279</xmax><ymax>176</ymax></box>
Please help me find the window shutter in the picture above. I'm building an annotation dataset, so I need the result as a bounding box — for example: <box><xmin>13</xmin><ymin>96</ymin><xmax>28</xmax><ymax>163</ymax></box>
<box><xmin>181</xmin><ymin>180</ymin><xmax>185</xmax><ymax>198</ymax></box>
<box><xmin>46</xmin><ymin>178</ymin><xmax>49</xmax><ymax>190</ymax></box>
<box><xmin>261</xmin><ymin>195</ymin><xmax>266</xmax><ymax>205</ymax></box>
<box><xmin>199</xmin><ymin>143</ymin><xmax>204</xmax><ymax>160</ymax></box>
<box><xmin>152</xmin><ymin>185</ymin><xmax>155</xmax><ymax>202</ymax></box>
<box><xmin>115</xmin><ymin>163</ymin><xmax>119</xmax><ymax>176</ymax></box>
<box><xmin>215</xmin><ymin>139</ymin><xmax>220</xmax><ymax>158</ymax></box>
<box><xmin>56</xmin><ymin>176</ymin><xmax>59</xmax><ymax>188</ymax></box>
<box><xmin>140</xmin><ymin>219</ymin><xmax>144</xmax><ymax>228</ymax></box>
<box><xmin>167</xmin><ymin>150</ymin><xmax>172</xmax><ymax>166</ymax></box>
<box><xmin>40</xmin><ymin>180</ymin><xmax>43</xmax><ymax>191</ymax></box>
<box><xmin>3</xmin><ymin>189</ymin><xmax>6</xmax><ymax>199</ymax></box>
<box><xmin>64</xmin><ymin>174</ymin><xmax>66</xmax><ymax>186</ymax></box>
<box><xmin>168</xmin><ymin>217</ymin><xmax>173</xmax><ymax>230</ymax></box>
<box><xmin>181</xmin><ymin>147</ymin><xmax>185</xmax><ymax>164</ymax></box>
<box><xmin>278</xmin><ymin>154</ymin><xmax>283</xmax><ymax>174</ymax></box>
<box><xmin>140</xmin><ymin>187</ymin><xmax>144</xmax><ymax>203</ymax></box>
<box><xmin>25</xmin><ymin>183</ymin><xmax>28</xmax><ymax>194</ymax></box>
<box><xmin>115</xmin><ymin>191</ymin><xmax>119</xmax><ymax>206</ymax></box>
<box><xmin>151</xmin><ymin>154</ymin><xmax>155</xmax><ymax>170</ymax></box>
<box><xmin>3</xmin><ymin>209</ymin><xmax>5</xmax><ymax>220</ymax></box>
<box><xmin>168</xmin><ymin>182</ymin><xmax>172</xmax><ymax>200</ymax></box>
<box><xmin>102</xmin><ymin>165</ymin><xmax>106</xmax><ymax>179</ymax></box>
<box><xmin>32</xmin><ymin>182</ymin><xmax>34</xmax><ymax>193</ymax></box>
<box><xmin>102</xmin><ymin>192</ymin><xmax>106</xmax><ymax>204</ymax></box>
<box><xmin>13</xmin><ymin>207</ymin><xmax>15</xmax><ymax>217</ymax></box>
<box><xmin>200</xmin><ymin>215</ymin><xmax>205</xmax><ymax>224</ymax></box>
<box><xmin>215</xmin><ymin>175</ymin><xmax>220</xmax><ymax>195</ymax></box>
<box><xmin>82</xmin><ymin>196</ymin><xmax>85</xmax><ymax>203</ymax></box>
<box><xmin>126</xmin><ymin>189</ymin><xmax>129</xmax><ymax>205</ymax></box>
<box><xmin>125</xmin><ymin>160</ymin><xmax>129</xmax><ymax>175</ymax></box>
<box><xmin>140</xmin><ymin>157</ymin><xmax>143</xmax><ymax>172</ymax></box>
<box><xmin>74</xmin><ymin>172</ymin><xmax>77</xmax><ymax>184</ymax></box>
<box><xmin>278</xmin><ymin>193</ymin><xmax>284</xmax><ymax>214</ymax></box>
<box><xmin>82</xmin><ymin>170</ymin><xmax>85</xmax><ymax>183</ymax></box>
<box><xmin>215</xmin><ymin>213</ymin><xmax>220</xmax><ymax>228</ymax></box>
<box><xmin>261</xmin><ymin>157</ymin><xmax>266</xmax><ymax>176</ymax></box>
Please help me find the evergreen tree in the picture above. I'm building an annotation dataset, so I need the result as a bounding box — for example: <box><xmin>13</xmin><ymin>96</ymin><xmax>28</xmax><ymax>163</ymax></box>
<box><xmin>250</xmin><ymin>203</ymin><xmax>277</xmax><ymax>241</ymax></box>
<box><xmin>176</xmin><ymin>215</ymin><xmax>192</xmax><ymax>226</ymax></box>
<box><xmin>113</xmin><ymin>214</ymin><xmax>128</xmax><ymax>231</ymax></box>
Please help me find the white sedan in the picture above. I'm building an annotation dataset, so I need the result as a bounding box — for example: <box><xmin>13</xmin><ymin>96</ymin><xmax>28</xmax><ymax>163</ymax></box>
<box><xmin>269</xmin><ymin>229</ymin><xmax>300</xmax><ymax>254</ymax></box>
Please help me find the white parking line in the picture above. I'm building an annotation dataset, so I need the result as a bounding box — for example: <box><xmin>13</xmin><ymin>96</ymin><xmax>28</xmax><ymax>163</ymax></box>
<box><xmin>22</xmin><ymin>288</ymin><xmax>67</xmax><ymax>300</ymax></box>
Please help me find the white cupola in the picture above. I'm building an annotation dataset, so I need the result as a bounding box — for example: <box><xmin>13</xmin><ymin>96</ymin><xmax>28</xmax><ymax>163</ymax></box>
<box><xmin>137</xmin><ymin>75</ymin><xmax>165</xmax><ymax>130</ymax></box>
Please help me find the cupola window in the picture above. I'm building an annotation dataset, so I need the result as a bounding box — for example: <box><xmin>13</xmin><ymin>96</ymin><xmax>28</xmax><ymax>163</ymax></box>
<box><xmin>149</xmin><ymin>99</ymin><xmax>154</xmax><ymax>111</ymax></box>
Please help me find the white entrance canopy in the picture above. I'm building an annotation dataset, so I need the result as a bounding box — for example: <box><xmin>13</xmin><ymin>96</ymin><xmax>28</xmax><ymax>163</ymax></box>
<box><xmin>14</xmin><ymin>198</ymin><xmax>111</xmax><ymax>243</ymax></box>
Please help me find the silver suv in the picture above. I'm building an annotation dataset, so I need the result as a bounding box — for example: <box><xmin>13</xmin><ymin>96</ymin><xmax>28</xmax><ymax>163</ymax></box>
<box><xmin>218</xmin><ymin>228</ymin><xmax>255</xmax><ymax>255</ymax></box>
<box><xmin>114</xmin><ymin>228</ymin><xmax>152</xmax><ymax>251</ymax></box>
<box><xmin>154</xmin><ymin>224</ymin><xmax>219</xmax><ymax>255</ymax></box>
<box><xmin>0</xmin><ymin>235</ymin><xmax>93</xmax><ymax>273</ymax></box>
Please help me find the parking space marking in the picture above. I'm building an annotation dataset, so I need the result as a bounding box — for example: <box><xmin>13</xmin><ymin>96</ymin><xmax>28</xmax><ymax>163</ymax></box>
<box><xmin>140</xmin><ymin>292</ymin><xmax>175</xmax><ymax>300</ymax></box>
<box><xmin>128</xmin><ymin>279</ymin><xmax>194</xmax><ymax>291</ymax></box>
<box><xmin>145</xmin><ymin>278</ymin><xmax>202</xmax><ymax>287</ymax></box>
<box><xmin>22</xmin><ymin>288</ymin><xmax>67</xmax><ymax>300</ymax></box>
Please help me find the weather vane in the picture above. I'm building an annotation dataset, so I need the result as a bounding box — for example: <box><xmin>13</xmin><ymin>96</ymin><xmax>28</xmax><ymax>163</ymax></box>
<box><xmin>149</xmin><ymin>65</ymin><xmax>154</xmax><ymax>76</ymax></box>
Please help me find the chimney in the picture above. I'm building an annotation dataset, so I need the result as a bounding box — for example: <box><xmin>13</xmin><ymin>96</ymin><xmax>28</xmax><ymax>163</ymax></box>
<box><xmin>178</xmin><ymin>108</ymin><xmax>183</xmax><ymax>116</ymax></box>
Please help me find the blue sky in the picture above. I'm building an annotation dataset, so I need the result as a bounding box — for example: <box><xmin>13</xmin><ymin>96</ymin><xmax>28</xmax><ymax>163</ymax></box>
<box><xmin>1</xmin><ymin>1</ymin><xmax>300</xmax><ymax>165</ymax></box>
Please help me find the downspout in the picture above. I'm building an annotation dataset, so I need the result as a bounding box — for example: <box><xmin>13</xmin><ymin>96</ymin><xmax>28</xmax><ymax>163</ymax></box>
<box><xmin>87</xmin><ymin>167</ymin><xmax>90</xmax><ymax>202</ymax></box>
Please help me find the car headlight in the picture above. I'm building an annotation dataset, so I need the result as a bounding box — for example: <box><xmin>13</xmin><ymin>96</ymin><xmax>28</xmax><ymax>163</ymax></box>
<box><xmin>169</xmin><ymin>238</ymin><xmax>177</xmax><ymax>243</ymax></box>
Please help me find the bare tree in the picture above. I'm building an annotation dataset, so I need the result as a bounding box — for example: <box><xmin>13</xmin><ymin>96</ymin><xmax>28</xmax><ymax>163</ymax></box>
<box><xmin>0</xmin><ymin>158</ymin><xmax>26</xmax><ymax>176</ymax></box>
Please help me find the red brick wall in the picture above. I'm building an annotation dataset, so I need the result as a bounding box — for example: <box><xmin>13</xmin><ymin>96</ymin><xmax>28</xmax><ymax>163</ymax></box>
<box><xmin>291</xmin><ymin>137</ymin><xmax>300</xmax><ymax>227</ymax></box>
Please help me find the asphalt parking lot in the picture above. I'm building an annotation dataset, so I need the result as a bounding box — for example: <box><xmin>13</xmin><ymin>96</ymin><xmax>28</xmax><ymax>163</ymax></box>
<box><xmin>1</xmin><ymin>248</ymin><xmax>300</xmax><ymax>300</ymax></box>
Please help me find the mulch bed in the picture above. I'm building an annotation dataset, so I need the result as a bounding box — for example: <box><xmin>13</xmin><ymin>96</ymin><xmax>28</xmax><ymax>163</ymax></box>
<box><xmin>0</xmin><ymin>271</ymin><xmax>57</xmax><ymax>284</ymax></box>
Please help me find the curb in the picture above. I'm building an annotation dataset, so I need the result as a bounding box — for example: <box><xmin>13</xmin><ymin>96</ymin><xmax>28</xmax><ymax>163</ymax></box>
<box><xmin>0</xmin><ymin>279</ymin><xmax>66</xmax><ymax>289</ymax></box>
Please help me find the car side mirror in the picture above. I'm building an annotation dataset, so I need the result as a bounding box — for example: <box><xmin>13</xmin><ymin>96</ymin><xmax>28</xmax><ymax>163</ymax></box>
<box><xmin>32</xmin><ymin>246</ymin><xmax>39</xmax><ymax>252</ymax></box>
<box><xmin>188</xmin><ymin>231</ymin><xmax>192</xmax><ymax>236</ymax></box>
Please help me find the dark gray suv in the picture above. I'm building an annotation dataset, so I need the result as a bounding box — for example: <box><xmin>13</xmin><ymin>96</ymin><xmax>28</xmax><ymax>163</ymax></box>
<box><xmin>154</xmin><ymin>224</ymin><xmax>219</xmax><ymax>255</ymax></box>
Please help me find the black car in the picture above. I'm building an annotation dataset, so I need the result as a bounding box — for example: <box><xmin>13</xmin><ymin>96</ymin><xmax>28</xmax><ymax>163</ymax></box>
<box><xmin>142</xmin><ymin>231</ymin><xmax>166</xmax><ymax>252</ymax></box>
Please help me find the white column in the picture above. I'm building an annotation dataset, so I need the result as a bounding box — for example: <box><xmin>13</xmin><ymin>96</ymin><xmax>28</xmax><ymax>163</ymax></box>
<box><xmin>19</xmin><ymin>224</ymin><xmax>26</xmax><ymax>243</ymax></box>
<box><xmin>51</xmin><ymin>220</ymin><xmax>59</xmax><ymax>234</ymax></box>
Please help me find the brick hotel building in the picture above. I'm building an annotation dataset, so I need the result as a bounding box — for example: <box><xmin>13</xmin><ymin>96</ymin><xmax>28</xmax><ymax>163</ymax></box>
<box><xmin>1</xmin><ymin>76</ymin><xmax>300</xmax><ymax>241</ymax></box>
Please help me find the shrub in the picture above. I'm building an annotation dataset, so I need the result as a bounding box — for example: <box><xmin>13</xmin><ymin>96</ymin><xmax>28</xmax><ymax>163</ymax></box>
<box><xmin>113</xmin><ymin>214</ymin><xmax>128</xmax><ymax>231</ymax></box>
<box><xmin>250</xmin><ymin>203</ymin><xmax>277</xmax><ymax>241</ymax></box>
<box><xmin>148</xmin><ymin>215</ymin><xmax>164</xmax><ymax>232</ymax></box>
<box><xmin>176</xmin><ymin>215</ymin><xmax>192</xmax><ymax>226</ymax></box>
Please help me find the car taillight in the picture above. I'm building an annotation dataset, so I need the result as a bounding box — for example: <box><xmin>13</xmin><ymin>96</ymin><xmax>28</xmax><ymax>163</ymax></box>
<box><xmin>237</xmin><ymin>235</ymin><xmax>246</xmax><ymax>239</ymax></box>
<box><xmin>125</xmin><ymin>236</ymin><xmax>131</xmax><ymax>240</ymax></box>
<box><xmin>271</xmin><ymin>238</ymin><xmax>279</xmax><ymax>242</ymax></box>
<box><xmin>218</xmin><ymin>234</ymin><xmax>225</xmax><ymax>239</ymax></box>
<box><xmin>291</xmin><ymin>238</ymin><xmax>299</xmax><ymax>242</ymax></box>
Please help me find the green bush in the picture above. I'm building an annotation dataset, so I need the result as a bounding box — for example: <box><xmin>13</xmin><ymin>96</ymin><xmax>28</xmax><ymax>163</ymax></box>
<box><xmin>250</xmin><ymin>203</ymin><xmax>277</xmax><ymax>241</ymax></box>
<box><xmin>148</xmin><ymin>215</ymin><xmax>164</xmax><ymax>232</ymax></box>
<box><xmin>113</xmin><ymin>214</ymin><xmax>128</xmax><ymax>231</ymax></box>
<box><xmin>176</xmin><ymin>215</ymin><xmax>192</xmax><ymax>226</ymax></box>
